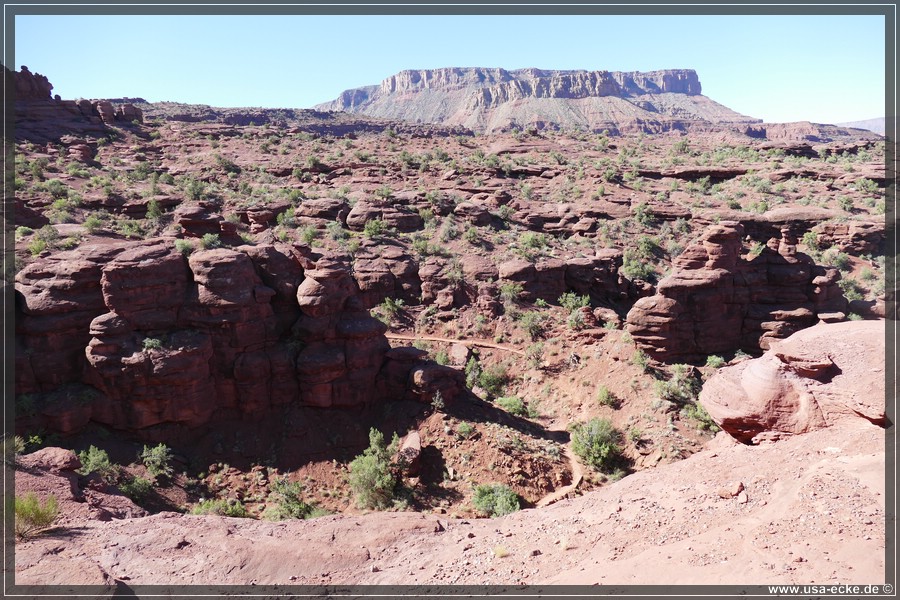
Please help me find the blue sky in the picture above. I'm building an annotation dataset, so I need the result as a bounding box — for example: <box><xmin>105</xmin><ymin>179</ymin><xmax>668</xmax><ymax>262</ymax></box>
<box><xmin>12</xmin><ymin>13</ymin><xmax>887</xmax><ymax>124</ymax></box>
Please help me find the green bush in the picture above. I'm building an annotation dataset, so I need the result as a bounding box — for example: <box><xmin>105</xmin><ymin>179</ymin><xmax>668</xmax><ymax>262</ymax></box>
<box><xmin>263</xmin><ymin>478</ymin><xmax>327</xmax><ymax>520</ymax></box>
<box><xmin>457</xmin><ymin>422</ymin><xmax>476</xmax><ymax>439</ymax></box>
<box><xmin>705</xmin><ymin>355</ymin><xmax>726</xmax><ymax>368</ymax></box>
<box><xmin>569</xmin><ymin>418</ymin><xmax>624</xmax><ymax>474</ymax></box>
<box><xmin>558</xmin><ymin>292</ymin><xmax>590</xmax><ymax>311</ymax></box>
<box><xmin>118</xmin><ymin>476</ymin><xmax>153</xmax><ymax>501</ymax></box>
<box><xmin>191</xmin><ymin>498</ymin><xmax>249</xmax><ymax>518</ymax></box>
<box><xmin>14</xmin><ymin>493</ymin><xmax>59</xmax><ymax>538</ymax></box>
<box><xmin>83</xmin><ymin>214</ymin><xmax>104</xmax><ymax>234</ymax></box>
<box><xmin>77</xmin><ymin>445</ymin><xmax>119</xmax><ymax>482</ymax></box>
<box><xmin>681</xmin><ymin>402</ymin><xmax>720</xmax><ymax>432</ymax></box>
<box><xmin>363</xmin><ymin>219</ymin><xmax>386</xmax><ymax>239</ymax></box>
<box><xmin>464</xmin><ymin>356</ymin><xmax>482</xmax><ymax>388</ymax></box>
<box><xmin>495</xmin><ymin>396</ymin><xmax>526</xmax><ymax>416</ymax></box>
<box><xmin>348</xmin><ymin>428</ymin><xmax>399</xmax><ymax>510</ymax></box>
<box><xmin>200</xmin><ymin>233</ymin><xmax>222</xmax><ymax>250</ymax></box>
<box><xmin>499</xmin><ymin>282</ymin><xmax>524</xmax><ymax>305</ymax></box>
<box><xmin>654</xmin><ymin>364</ymin><xmax>700</xmax><ymax>405</ymax></box>
<box><xmin>141</xmin><ymin>443</ymin><xmax>174</xmax><ymax>479</ymax></box>
<box><xmin>472</xmin><ymin>483</ymin><xmax>520</xmax><ymax>517</ymax></box>
<box><xmin>519</xmin><ymin>311</ymin><xmax>545</xmax><ymax>341</ymax></box>
<box><xmin>631</xmin><ymin>350</ymin><xmax>651</xmax><ymax>373</ymax></box>
<box><xmin>478</xmin><ymin>364</ymin><xmax>509</xmax><ymax>398</ymax></box>
<box><xmin>142</xmin><ymin>337</ymin><xmax>163</xmax><ymax>351</ymax></box>
<box><xmin>596</xmin><ymin>386</ymin><xmax>618</xmax><ymax>408</ymax></box>
<box><xmin>174</xmin><ymin>239</ymin><xmax>194</xmax><ymax>256</ymax></box>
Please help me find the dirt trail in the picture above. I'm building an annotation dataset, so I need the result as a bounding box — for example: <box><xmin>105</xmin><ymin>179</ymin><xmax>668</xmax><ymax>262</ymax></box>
<box><xmin>535</xmin><ymin>444</ymin><xmax>583</xmax><ymax>507</ymax></box>
<box><xmin>386</xmin><ymin>333</ymin><xmax>526</xmax><ymax>356</ymax></box>
<box><xmin>388</xmin><ymin>332</ymin><xmax>583</xmax><ymax>507</ymax></box>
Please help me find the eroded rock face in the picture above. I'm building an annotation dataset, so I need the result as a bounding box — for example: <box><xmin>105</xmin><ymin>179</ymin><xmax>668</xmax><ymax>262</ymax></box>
<box><xmin>625</xmin><ymin>222</ymin><xmax>847</xmax><ymax>361</ymax></box>
<box><xmin>16</xmin><ymin>240</ymin><xmax>462</xmax><ymax>434</ymax></box>
<box><xmin>699</xmin><ymin>320</ymin><xmax>885</xmax><ymax>443</ymax></box>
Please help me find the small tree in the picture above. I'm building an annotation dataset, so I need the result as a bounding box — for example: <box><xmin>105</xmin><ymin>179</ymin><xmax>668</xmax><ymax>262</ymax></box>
<box><xmin>78</xmin><ymin>445</ymin><xmax>119</xmax><ymax>483</ymax></box>
<box><xmin>348</xmin><ymin>428</ymin><xmax>399</xmax><ymax>510</ymax></box>
<box><xmin>140</xmin><ymin>443</ymin><xmax>174</xmax><ymax>479</ymax></box>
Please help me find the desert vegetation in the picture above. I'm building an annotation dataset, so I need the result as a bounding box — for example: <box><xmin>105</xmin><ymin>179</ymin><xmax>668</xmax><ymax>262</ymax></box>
<box><xmin>11</xmin><ymin>74</ymin><xmax>886</xmax><ymax>530</ymax></box>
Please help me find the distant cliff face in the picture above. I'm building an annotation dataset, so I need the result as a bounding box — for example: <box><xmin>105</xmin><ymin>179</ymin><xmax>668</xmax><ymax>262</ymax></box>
<box><xmin>315</xmin><ymin>67</ymin><xmax>757</xmax><ymax>133</ymax></box>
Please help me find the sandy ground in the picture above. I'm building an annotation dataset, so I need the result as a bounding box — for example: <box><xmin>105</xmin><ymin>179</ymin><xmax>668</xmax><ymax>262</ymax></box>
<box><xmin>15</xmin><ymin>418</ymin><xmax>885</xmax><ymax>587</ymax></box>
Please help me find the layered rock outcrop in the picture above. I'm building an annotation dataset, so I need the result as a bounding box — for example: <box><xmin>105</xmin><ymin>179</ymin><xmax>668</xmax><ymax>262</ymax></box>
<box><xmin>12</xmin><ymin>67</ymin><xmax>143</xmax><ymax>142</ymax></box>
<box><xmin>15</xmin><ymin>240</ymin><xmax>462</xmax><ymax>435</ymax></box>
<box><xmin>625</xmin><ymin>222</ymin><xmax>847</xmax><ymax>361</ymax></box>
<box><xmin>316</xmin><ymin>67</ymin><xmax>759</xmax><ymax>133</ymax></box>
<box><xmin>699</xmin><ymin>319</ymin><xmax>885</xmax><ymax>443</ymax></box>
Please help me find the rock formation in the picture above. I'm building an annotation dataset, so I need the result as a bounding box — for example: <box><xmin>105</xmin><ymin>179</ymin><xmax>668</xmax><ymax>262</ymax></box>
<box><xmin>15</xmin><ymin>239</ymin><xmax>463</xmax><ymax>435</ymax></box>
<box><xmin>12</xmin><ymin>66</ymin><xmax>143</xmax><ymax>143</ymax></box>
<box><xmin>699</xmin><ymin>319</ymin><xmax>885</xmax><ymax>443</ymax></box>
<box><xmin>625</xmin><ymin>222</ymin><xmax>847</xmax><ymax>361</ymax></box>
<box><xmin>315</xmin><ymin>67</ymin><xmax>761</xmax><ymax>133</ymax></box>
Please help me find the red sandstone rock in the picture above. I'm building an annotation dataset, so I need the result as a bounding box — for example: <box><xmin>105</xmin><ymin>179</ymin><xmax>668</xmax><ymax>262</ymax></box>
<box><xmin>626</xmin><ymin>222</ymin><xmax>848</xmax><ymax>361</ymax></box>
<box><xmin>699</xmin><ymin>320</ymin><xmax>884</xmax><ymax>443</ymax></box>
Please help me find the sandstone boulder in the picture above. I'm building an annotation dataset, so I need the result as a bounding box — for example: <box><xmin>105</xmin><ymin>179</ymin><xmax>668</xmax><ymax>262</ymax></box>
<box><xmin>700</xmin><ymin>320</ymin><xmax>885</xmax><ymax>443</ymax></box>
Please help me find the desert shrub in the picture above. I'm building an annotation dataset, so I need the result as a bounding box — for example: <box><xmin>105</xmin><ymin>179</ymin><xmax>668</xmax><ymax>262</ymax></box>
<box><xmin>27</xmin><ymin>238</ymin><xmax>47</xmax><ymax>256</ymax></box>
<box><xmin>299</xmin><ymin>225</ymin><xmax>318</xmax><ymax>245</ymax></box>
<box><xmin>142</xmin><ymin>337</ymin><xmax>163</xmax><ymax>351</ymax></box>
<box><xmin>374</xmin><ymin>297</ymin><xmax>404</xmax><ymax>325</ymax></box>
<box><xmin>191</xmin><ymin>498</ymin><xmax>249</xmax><ymax>518</ymax></box>
<box><xmin>631</xmin><ymin>350</ymin><xmax>651</xmax><ymax>373</ymax></box>
<box><xmin>348</xmin><ymin>428</ymin><xmax>399</xmax><ymax>510</ymax></box>
<box><xmin>174</xmin><ymin>239</ymin><xmax>194</xmax><ymax>256</ymax></box>
<box><xmin>705</xmin><ymin>355</ymin><xmax>726</xmax><ymax>368</ymax></box>
<box><xmin>632</xmin><ymin>202</ymin><xmax>655</xmax><ymax>226</ymax></box>
<box><xmin>596</xmin><ymin>385</ymin><xmax>619</xmax><ymax>408</ymax></box>
<box><xmin>569</xmin><ymin>418</ymin><xmax>624</xmax><ymax>474</ymax></box>
<box><xmin>472</xmin><ymin>483</ymin><xmax>520</xmax><ymax>517</ymax></box>
<box><xmin>567</xmin><ymin>309</ymin><xmax>586</xmax><ymax>331</ymax></box>
<box><xmin>118</xmin><ymin>476</ymin><xmax>153</xmax><ymax>501</ymax></box>
<box><xmin>44</xmin><ymin>179</ymin><xmax>68</xmax><ymax>199</ymax></box>
<box><xmin>558</xmin><ymin>292</ymin><xmax>590</xmax><ymax>311</ymax></box>
<box><xmin>14</xmin><ymin>493</ymin><xmax>59</xmax><ymax>539</ymax></box>
<box><xmin>77</xmin><ymin>445</ymin><xmax>119</xmax><ymax>483</ymax></box>
<box><xmin>145</xmin><ymin>199</ymin><xmax>162</xmax><ymax>220</ymax></box>
<box><xmin>200</xmin><ymin>233</ymin><xmax>222</xmax><ymax>250</ymax></box>
<box><xmin>183</xmin><ymin>178</ymin><xmax>206</xmax><ymax>201</ymax></box>
<box><xmin>518</xmin><ymin>311</ymin><xmax>545</xmax><ymax>341</ymax></box>
<box><xmin>457</xmin><ymin>422</ymin><xmax>476</xmax><ymax>439</ymax></box>
<box><xmin>478</xmin><ymin>364</ymin><xmax>509</xmax><ymax>398</ymax></box>
<box><xmin>681</xmin><ymin>402</ymin><xmax>720</xmax><ymax>431</ymax></box>
<box><xmin>495</xmin><ymin>396</ymin><xmax>526</xmax><ymax>416</ymax></box>
<box><xmin>622</xmin><ymin>249</ymin><xmax>657</xmax><ymax>282</ymax></box>
<box><xmin>654</xmin><ymin>364</ymin><xmax>700</xmax><ymax>405</ymax></box>
<box><xmin>363</xmin><ymin>219</ymin><xmax>386</xmax><ymax>239</ymax></box>
<box><xmin>838</xmin><ymin>277</ymin><xmax>866</xmax><ymax>301</ymax></box>
<box><xmin>140</xmin><ymin>443</ymin><xmax>174</xmax><ymax>479</ymax></box>
<box><xmin>821</xmin><ymin>248</ymin><xmax>851</xmax><ymax>272</ymax></box>
<box><xmin>83</xmin><ymin>213</ymin><xmax>104</xmax><ymax>233</ymax></box>
<box><xmin>464</xmin><ymin>356</ymin><xmax>482</xmax><ymax>388</ymax></box>
<box><xmin>433</xmin><ymin>350</ymin><xmax>450</xmax><ymax>366</ymax></box>
<box><xmin>525</xmin><ymin>342</ymin><xmax>544</xmax><ymax>368</ymax></box>
<box><xmin>499</xmin><ymin>282</ymin><xmax>524</xmax><ymax>305</ymax></box>
<box><xmin>264</xmin><ymin>478</ymin><xmax>326</xmax><ymax>520</ymax></box>
<box><xmin>855</xmin><ymin>178</ymin><xmax>879</xmax><ymax>194</ymax></box>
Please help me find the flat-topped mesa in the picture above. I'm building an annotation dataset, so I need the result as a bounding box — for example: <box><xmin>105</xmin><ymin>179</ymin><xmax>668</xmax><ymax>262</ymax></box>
<box><xmin>315</xmin><ymin>66</ymin><xmax>740</xmax><ymax>134</ymax></box>
<box><xmin>625</xmin><ymin>222</ymin><xmax>848</xmax><ymax>362</ymax></box>
<box><xmin>378</xmin><ymin>67</ymin><xmax>701</xmax><ymax>98</ymax></box>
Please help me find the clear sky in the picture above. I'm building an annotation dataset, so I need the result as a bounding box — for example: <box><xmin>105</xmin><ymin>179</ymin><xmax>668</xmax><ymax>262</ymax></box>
<box><xmin>12</xmin><ymin>12</ymin><xmax>887</xmax><ymax>125</ymax></box>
